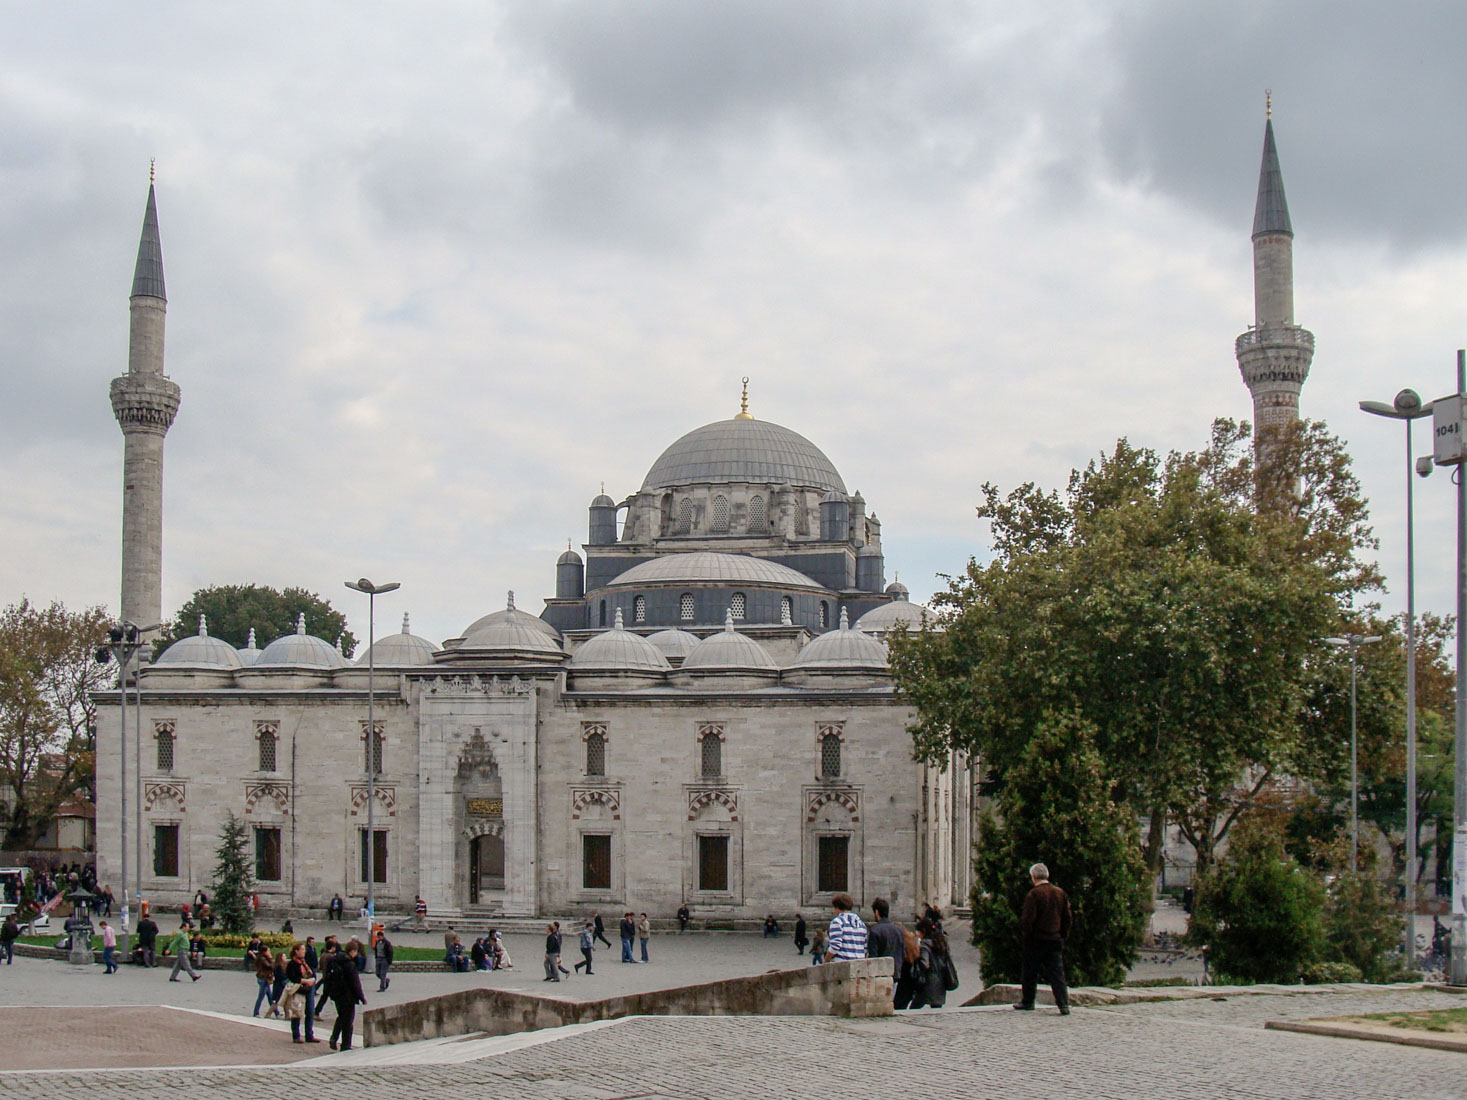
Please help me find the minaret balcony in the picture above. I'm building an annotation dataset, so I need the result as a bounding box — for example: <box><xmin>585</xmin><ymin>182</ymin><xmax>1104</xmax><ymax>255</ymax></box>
<box><xmin>1235</xmin><ymin>326</ymin><xmax>1314</xmax><ymax>356</ymax></box>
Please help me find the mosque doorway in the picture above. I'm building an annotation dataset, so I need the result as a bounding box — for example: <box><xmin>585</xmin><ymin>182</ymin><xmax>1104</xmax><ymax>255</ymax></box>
<box><xmin>468</xmin><ymin>833</ymin><xmax>505</xmax><ymax>904</ymax></box>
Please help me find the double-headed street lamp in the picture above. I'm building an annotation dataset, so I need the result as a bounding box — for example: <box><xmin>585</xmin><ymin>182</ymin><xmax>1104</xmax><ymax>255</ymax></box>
<box><xmin>345</xmin><ymin>578</ymin><xmax>399</xmax><ymax>923</ymax></box>
<box><xmin>1323</xmin><ymin>633</ymin><xmax>1383</xmax><ymax>868</ymax></box>
<box><xmin>1360</xmin><ymin>388</ymin><xmax>1434</xmax><ymax>968</ymax></box>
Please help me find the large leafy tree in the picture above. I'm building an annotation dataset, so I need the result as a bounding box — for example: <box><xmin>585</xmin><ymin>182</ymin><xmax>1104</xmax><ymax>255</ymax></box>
<box><xmin>154</xmin><ymin>584</ymin><xmax>356</xmax><ymax>658</ymax></box>
<box><xmin>889</xmin><ymin>419</ymin><xmax>1378</xmax><ymax>877</ymax></box>
<box><xmin>0</xmin><ymin>600</ymin><xmax>112</xmax><ymax>847</ymax></box>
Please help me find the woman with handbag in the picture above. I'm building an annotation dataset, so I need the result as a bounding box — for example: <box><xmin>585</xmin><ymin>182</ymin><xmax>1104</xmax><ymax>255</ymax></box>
<box><xmin>282</xmin><ymin>942</ymin><xmax>321</xmax><ymax>1044</ymax></box>
<box><xmin>908</xmin><ymin>917</ymin><xmax>958</xmax><ymax>1010</ymax></box>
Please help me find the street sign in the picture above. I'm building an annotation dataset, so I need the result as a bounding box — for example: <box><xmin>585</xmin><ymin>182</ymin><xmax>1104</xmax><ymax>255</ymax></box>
<box><xmin>1433</xmin><ymin>393</ymin><xmax>1465</xmax><ymax>466</ymax></box>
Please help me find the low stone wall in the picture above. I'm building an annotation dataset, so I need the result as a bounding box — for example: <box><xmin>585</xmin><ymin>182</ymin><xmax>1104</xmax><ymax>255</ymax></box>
<box><xmin>362</xmin><ymin>956</ymin><xmax>894</xmax><ymax>1047</ymax></box>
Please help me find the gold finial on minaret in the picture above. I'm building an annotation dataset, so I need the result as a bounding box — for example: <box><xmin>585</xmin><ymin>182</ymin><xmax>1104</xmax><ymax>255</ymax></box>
<box><xmin>1265</xmin><ymin>89</ymin><xmax>1272</xmax><ymax>120</ymax></box>
<box><xmin>735</xmin><ymin>376</ymin><xmax>753</xmax><ymax>420</ymax></box>
<box><xmin>150</xmin><ymin>158</ymin><xmax>156</xmax><ymax>184</ymax></box>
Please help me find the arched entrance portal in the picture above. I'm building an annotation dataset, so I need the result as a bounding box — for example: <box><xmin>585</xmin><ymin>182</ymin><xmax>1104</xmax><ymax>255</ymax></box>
<box><xmin>468</xmin><ymin>831</ymin><xmax>505</xmax><ymax>903</ymax></box>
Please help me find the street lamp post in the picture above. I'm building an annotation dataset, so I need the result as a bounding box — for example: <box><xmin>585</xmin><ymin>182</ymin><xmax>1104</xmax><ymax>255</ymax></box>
<box><xmin>1324</xmin><ymin>633</ymin><xmax>1383</xmax><ymax>868</ymax></box>
<box><xmin>94</xmin><ymin>621</ymin><xmax>153</xmax><ymax>958</ymax></box>
<box><xmin>1361</xmin><ymin>388</ymin><xmax>1434</xmax><ymax>968</ymax></box>
<box><xmin>345</xmin><ymin>578</ymin><xmax>399</xmax><ymax>924</ymax></box>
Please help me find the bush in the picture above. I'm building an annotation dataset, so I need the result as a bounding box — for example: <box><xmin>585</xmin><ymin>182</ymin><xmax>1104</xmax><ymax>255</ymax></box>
<box><xmin>971</xmin><ymin>712</ymin><xmax>1149</xmax><ymax>988</ymax></box>
<box><xmin>1301</xmin><ymin>960</ymin><xmax>1363</xmax><ymax>984</ymax></box>
<box><xmin>1188</xmin><ymin>812</ymin><xmax>1325</xmax><ymax>984</ymax></box>
<box><xmin>1323</xmin><ymin>870</ymin><xmax>1405</xmax><ymax>982</ymax></box>
<box><xmin>196</xmin><ymin>931</ymin><xmax>295</xmax><ymax>951</ymax></box>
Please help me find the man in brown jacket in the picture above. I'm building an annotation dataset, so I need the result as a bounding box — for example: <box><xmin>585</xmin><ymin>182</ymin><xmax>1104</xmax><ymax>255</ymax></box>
<box><xmin>1015</xmin><ymin>862</ymin><xmax>1071</xmax><ymax>1014</ymax></box>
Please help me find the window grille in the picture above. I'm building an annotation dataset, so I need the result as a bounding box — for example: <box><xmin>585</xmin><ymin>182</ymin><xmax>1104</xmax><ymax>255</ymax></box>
<box><xmin>156</xmin><ymin>729</ymin><xmax>174</xmax><ymax>772</ymax></box>
<box><xmin>818</xmin><ymin>836</ymin><xmax>849</xmax><ymax>893</ymax></box>
<box><xmin>680</xmin><ymin>593</ymin><xmax>695</xmax><ymax>621</ymax></box>
<box><xmin>258</xmin><ymin>731</ymin><xmax>277</xmax><ymax>772</ymax></box>
<box><xmin>360</xmin><ymin>829</ymin><xmax>388</xmax><ymax>883</ymax></box>
<box><xmin>154</xmin><ymin>824</ymin><xmax>180</xmax><ymax>877</ymax></box>
<box><xmin>700</xmin><ymin>730</ymin><xmax>722</xmax><ymax>778</ymax></box>
<box><xmin>781</xmin><ymin>596</ymin><xmax>793</xmax><ymax>623</ymax></box>
<box><xmin>748</xmin><ymin>495</ymin><xmax>767</xmax><ymax>530</ymax></box>
<box><xmin>730</xmin><ymin>592</ymin><xmax>746</xmax><ymax>620</ymax></box>
<box><xmin>365</xmin><ymin>729</ymin><xmax>383</xmax><ymax>775</ymax></box>
<box><xmin>711</xmin><ymin>495</ymin><xmax>730</xmax><ymax>532</ymax></box>
<box><xmin>679</xmin><ymin>498</ymin><xmax>694</xmax><ymax>534</ymax></box>
<box><xmin>819</xmin><ymin>602</ymin><xmax>828</xmax><ymax>629</ymax></box>
<box><xmin>585</xmin><ymin>731</ymin><xmax>606</xmax><ymax>776</ymax></box>
<box><xmin>634</xmin><ymin>595</ymin><xmax>646</xmax><ymax>623</ymax></box>
<box><xmin>820</xmin><ymin>732</ymin><xmax>842</xmax><ymax>778</ymax></box>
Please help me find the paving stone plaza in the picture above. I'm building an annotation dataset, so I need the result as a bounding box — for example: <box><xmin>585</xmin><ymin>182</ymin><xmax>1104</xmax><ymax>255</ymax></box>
<box><xmin>1</xmin><ymin>922</ymin><xmax>1463</xmax><ymax>1097</ymax></box>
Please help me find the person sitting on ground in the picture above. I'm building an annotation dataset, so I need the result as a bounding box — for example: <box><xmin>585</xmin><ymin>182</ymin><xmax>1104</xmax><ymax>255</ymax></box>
<box><xmin>492</xmin><ymin>929</ymin><xmax>512</xmax><ymax>970</ymax></box>
<box><xmin>189</xmin><ymin>930</ymin><xmax>207</xmax><ymax>969</ymax></box>
<box><xmin>677</xmin><ymin>903</ymin><xmax>690</xmax><ymax>932</ymax></box>
<box><xmin>470</xmin><ymin>936</ymin><xmax>489</xmax><ymax>971</ymax></box>
<box><xmin>763</xmin><ymin>914</ymin><xmax>780</xmax><ymax>938</ymax></box>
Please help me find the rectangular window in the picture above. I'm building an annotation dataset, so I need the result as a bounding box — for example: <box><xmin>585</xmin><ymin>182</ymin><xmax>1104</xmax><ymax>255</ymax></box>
<box><xmin>258</xmin><ymin>733</ymin><xmax>277</xmax><ymax>772</ymax></box>
<box><xmin>364</xmin><ymin>730</ymin><xmax>383</xmax><ymax>775</ymax></box>
<box><xmin>153</xmin><ymin>824</ymin><xmax>180</xmax><ymax>877</ymax></box>
<box><xmin>254</xmin><ymin>827</ymin><xmax>282</xmax><ymax>881</ymax></box>
<box><xmin>156</xmin><ymin>731</ymin><xmax>174</xmax><ymax>772</ymax></box>
<box><xmin>698</xmin><ymin>834</ymin><xmax>729</xmax><ymax>892</ymax></box>
<box><xmin>817</xmin><ymin>835</ymin><xmax>849</xmax><ymax>894</ymax></box>
<box><xmin>359</xmin><ymin>828</ymin><xmax>388</xmax><ymax>884</ymax></box>
<box><xmin>582</xmin><ymin>834</ymin><xmax>612</xmax><ymax>890</ymax></box>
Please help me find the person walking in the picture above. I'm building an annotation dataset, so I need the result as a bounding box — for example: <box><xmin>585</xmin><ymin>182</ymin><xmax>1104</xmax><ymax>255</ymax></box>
<box><xmin>823</xmin><ymin>893</ymin><xmax>868</xmax><ymax>963</ymax></box>
<box><xmin>637</xmin><ymin>913</ymin><xmax>651</xmax><ymax>962</ymax></box>
<box><xmin>373</xmin><ymin>931</ymin><xmax>393</xmax><ymax>991</ymax></box>
<box><xmin>167</xmin><ymin>923</ymin><xmax>201</xmax><ymax>982</ymax></box>
<box><xmin>328</xmin><ymin>939</ymin><xmax>367</xmax><ymax>1051</ymax></box>
<box><xmin>893</xmin><ymin>922</ymin><xmax>923</xmax><ymax>1010</ymax></box>
<box><xmin>793</xmin><ymin>914</ymin><xmax>808</xmax><ymax>955</ymax></box>
<box><xmin>543</xmin><ymin>923</ymin><xmax>563</xmax><ymax>981</ymax></box>
<box><xmin>136</xmin><ymin>913</ymin><xmax>158</xmax><ymax>968</ymax></box>
<box><xmin>574</xmin><ymin>921</ymin><xmax>595</xmax><ymax>974</ymax></box>
<box><xmin>810</xmin><ymin>928</ymin><xmax>825</xmax><ymax>965</ymax></box>
<box><xmin>1014</xmin><ymin>862</ymin><xmax>1071</xmax><ymax>1015</ymax></box>
<box><xmin>101</xmin><ymin>886</ymin><xmax>114</xmax><ymax>917</ymax></box>
<box><xmin>865</xmin><ymin>897</ymin><xmax>905</xmax><ymax>997</ymax></box>
<box><xmin>253</xmin><ymin>946</ymin><xmax>276</xmax><ymax>1016</ymax></box>
<box><xmin>100</xmin><ymin>920</ymin><xmax>118</xmax><ymax>974</ymax></box>
<box><xmin>908</xmin><ymin>916</ymin><xmax>955</xmax><ymax>1010</ymax></box>
<box><xmin>282</xmin><ymin>942</ymin><xmax>321</xmax><ymax>1044</ymax></box>
<box><xmin>619</xmin><ymin>912</ymin><xmax>637</xmax><ymax>963</ymax></box>
<box><xmin>593</xmin><ymin>912</ymin><xmax>612</xmax><ymax>949</ymax></box>
<box><xmin>1</xmin><ymin>913</ymin><xmax>18</xmax><ymax>964</ymax></box>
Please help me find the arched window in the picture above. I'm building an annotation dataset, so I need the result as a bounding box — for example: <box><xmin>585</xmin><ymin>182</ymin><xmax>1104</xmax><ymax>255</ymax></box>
<box><xmin>819</xmin><ymin>602</ymin><xmax>829</xmax><ymax>629</ymax></box>
<box><xmin>585</xmin><ymin>730</ymin><xmax>606</xmax><ymax>776</ymax></box>
<box><xmin>711</xmin><ymin>495</ymin><xmax>730</xmax><ymax>532</ymax></box>
<box><xmin>258</xmin><ymin>730</ymin><xmax>277</xmax><ymax>773</ymax></box>
<box><xmin>747</xmin><ymin>495</ymin><xmax>767</xmax><ymax>531</ymax></box>
<box><xmin>365</xmin><ymin>728</ymin><xmax>383</xmax><ymax>775</ymax></box>
<box><xmin>634</xmin><ymin>595</ymin><xmax>646</xmax><ymax>623</ymax></box>
<box><xmin>156</xmin><ymin>728</ymin><xmax>174</xmax><ymax>772</ymax></box>
<box><xmin>700</xmin><ymin>730</ymin><xmax>722</xmax><ymax>779</ymax></box>
<box><xmin>730</xmin><ymin>592</ymin><xmax>746</xmax><ymax>620</ymax></box>
<box><xmin>680</xmin><ymin>593</ymin><xmax>695</xmax><ymax>621</ymax></box>
<box><xmin>820</xmin><ymin>732</ymin><xmax>842</xmax><ymax>779</ymax></box>
<box><xmin>599</xmin><ymin>600</ymin><xmax>607</xmax><ymax>628</ymax></box>
<box><xmin>679</xmin><ymin>498</ymin><xmax>694</xmax><ymax>534</ymax></box>
<box><xmin>780</xmin><ymin>596</ymin><xmax>793</xmax><ymax>623</ymax></box>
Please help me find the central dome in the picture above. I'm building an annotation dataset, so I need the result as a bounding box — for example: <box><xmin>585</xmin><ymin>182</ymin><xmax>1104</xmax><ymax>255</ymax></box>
<box><xmin>641</xmin><ymin>418</ymin><xmax>846</xmax><ymax>494</ymax></box>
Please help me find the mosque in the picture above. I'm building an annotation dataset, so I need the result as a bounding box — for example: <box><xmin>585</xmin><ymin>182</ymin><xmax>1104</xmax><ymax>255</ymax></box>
<box><xmin>92</xmin><ymin>188</ymin><xmax>966</xmax><ymax>919</ymax></box>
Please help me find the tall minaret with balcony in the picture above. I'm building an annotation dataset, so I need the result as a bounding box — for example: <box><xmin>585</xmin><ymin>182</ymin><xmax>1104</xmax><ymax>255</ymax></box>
<box><xmin>110</xmin><ymin>167</ymin><xmax>181</xmax><ymax>632</ymax></box>
<box><xmin>1236</xmin><ymin>96</ymin><xmax>1313</xmax><ymax>446</ymax></box>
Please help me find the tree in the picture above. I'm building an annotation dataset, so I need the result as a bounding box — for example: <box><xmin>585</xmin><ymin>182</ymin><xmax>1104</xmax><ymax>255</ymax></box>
<box><xmin>210</xmin><ymin>810</ymin><xmax>255</xmax><ymax>933</ymax></box>
<box><xmin>889</xmin><ymin>419</ymin><xmax>1378</xmax><ymax>879</ymax></box>
<box><xmin>154</xmin><ymin>585</ymin><xmax>356</xmax><ymax>658</ymax></box>
<box><xmin>1188</xmin><ymin>810</ymin><xmax>1326</xmax><ymax>984</ymax></box>
<box><xmin>970</xmin><ymin>712</ymin><xmax>1149</xmax><ymax>987</ymax></box>
<box><xmin>0</xmin><ymin>600</ymin><xmax>112</xmax><ymax>847</ymax></box>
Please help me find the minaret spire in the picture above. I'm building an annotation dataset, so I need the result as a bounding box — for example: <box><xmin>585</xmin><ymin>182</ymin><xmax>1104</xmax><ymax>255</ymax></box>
<box><xmin>110</xmin><ymin>172</ymin><xmax>181</xmax><ymax>634</ymax></box>
<box><xmin>1236</xmin><ymin>98</ymin><xmax>1313</xmax><ymax>450</ymax></box>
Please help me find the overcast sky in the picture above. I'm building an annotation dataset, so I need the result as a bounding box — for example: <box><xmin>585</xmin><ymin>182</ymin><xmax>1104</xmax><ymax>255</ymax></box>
<box><xmin>3</xmin><ymin>1</ymin><xmax>1465</xmax><ymax>650</ymax></box>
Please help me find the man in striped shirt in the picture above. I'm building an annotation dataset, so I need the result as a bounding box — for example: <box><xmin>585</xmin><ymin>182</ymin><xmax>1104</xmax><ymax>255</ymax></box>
<box><xmin>823</xmin><ymin>893</ymin><xmax>868</xmax><ymax>962</ymax></box>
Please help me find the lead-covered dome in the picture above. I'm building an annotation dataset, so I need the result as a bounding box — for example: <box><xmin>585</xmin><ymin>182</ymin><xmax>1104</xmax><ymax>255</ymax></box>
<box><xmin>255</xmin><ymin>613</ymin><xmax>347</xmax><ymax>668</ymax></box>
<box><xmin>455</xmin><ymin>593</ymin><xmax>565</xmax><ymax>659</ymax></box>
<box><xmin>793</xmin><ymin>608</ymin><xmax>889</xmax><ymax>669</ymax></box>
<box><xmin>682</xmin><ymin>612</ymin><xmax>777</xmax><ymax>671</ymax></box>
<box><xmin>855</xmin><ymin>600</ymin><xmax>935</xmax><ymax>635</ymax></box>
<box><xmin>646</xmin><ymin>628</ymin><xmax>700</xmax><ymax>661</ymax></box>
<box><xmin>358</xmin><ymin>613</ymin><xmax>439</xmax><ymax>667</ymax></box>
<box><xmin>641</xmin><ymin>418</ymin><xmax>846</xmax><ymax>494</ymax></box>
<box><xmin>156</xmin><ymin>615</ymin><xmax>243</xmax><ymax>669</ymax></box>
<box><xmin>604</xmin><ymin>552</ymin><xmax>825</xmax><ymax>591</ymax></box>
<box><xmin>569</xmin><ymin>610</ymin><xmax>671</xmax><ymax>672</ymax></box>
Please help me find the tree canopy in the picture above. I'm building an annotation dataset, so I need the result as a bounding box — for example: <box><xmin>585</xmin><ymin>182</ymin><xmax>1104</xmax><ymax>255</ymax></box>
<box><xmin>888</xmin><ymin>419</ymin><xmax>1379</xmax><ymax>874</ymax></box>
<box><xmin>0</xmin><ymin>600</ymin><xmax>112</xmax><ymax>847</ymax></box>
<box><xmin>154</xmin><ymin>584</ymin><xmax>356</xmax><ymax>658</ymax></box>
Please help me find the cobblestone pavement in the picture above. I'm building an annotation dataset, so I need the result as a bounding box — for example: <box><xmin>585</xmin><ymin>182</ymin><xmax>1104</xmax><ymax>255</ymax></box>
<box><xmin>0</xmin><ymin>991</ymin><xmax>1461</xmax><ymax>1098</ymax></box>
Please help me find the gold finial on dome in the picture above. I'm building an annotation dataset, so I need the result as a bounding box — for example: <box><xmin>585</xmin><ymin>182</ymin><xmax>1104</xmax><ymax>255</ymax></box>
<box><xmin>735</xmin><ymin>376</ymin><xmax>753</xmax><ymax>420</ymax></box>
<box><xmin>1265</xmin><ymin>89</ymin><xmax>1272</xmax><ymax>120</ymax></box>
<box><xmin>149</xmin><ymin>158</ymin><xmax>156</xmax><ymax>185</ymax></box>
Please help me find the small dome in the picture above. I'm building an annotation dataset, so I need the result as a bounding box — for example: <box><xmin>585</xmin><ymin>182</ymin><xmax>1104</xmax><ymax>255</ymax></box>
<box><xmin>591</xmin><ymin>493</ymin><xmax>616</xmax><ymax>508</ymax></box>
<box><xmin>682</xmin><ymin>612</ymin><xmax>777</xmax><ymax>670</ymax></box>
<box><xmin>558</xmin><ymin>547</ymin><xmax>584</xmax><ymax>566</ymax></box>
<box><xmin>855</xmin><ymin>600</ymin><xmax>934</xmax><ymax>634</ymax></box>
<box><xmin>157</xmin><ymin>615</ymin><xmax>243</xmax><ymax>669</ymax></box>
<box><xmin>459</xmin><ymin>592</ymin><xmax>564</xmax><ymax>656</ymax></box>
<box><xmin>604</xmin><ymin>552</ymin><xmax>825</xmax><ymax>591</ymax></box>
<box><xmin>359</xmin><ymin>613</ymin><xmax>439</xmax><ymax>667</ymax></box>
<box><xmin>570</xmin><ymin>610</ymin><xmax>671</xmax><ymax>672</ymax></box>
<box><xmin>236</xmin><ymin>627</ymin><xmax>262</xmax><ymax>666</ymax></box>
<box><xmin>885</xmin><ymin>579</ymin><xmax>909</xmax><ymax>600</ymax></box>
<box><xmin>256</xmin><ymin>613</ymin><xmax>347</xmax><ymax>668</ymax></box>
<box><xmin>645</xmin><ymin>628</ymin><xmax>700</xmax><ymax>660</ymax></box>
<box><xmin>461</xmin><ymin>591</ymin><xmax>562</xmax><ymax>640</ymax></box>
<box><xmin>793</xmin><ymin>608</ymin><xmax>889</xmax><ymax>669</ymax></box>
<box><xmin>821</xmin><ymin>489</ymin><xmax>846</xmax><ymax>504</ymax></box>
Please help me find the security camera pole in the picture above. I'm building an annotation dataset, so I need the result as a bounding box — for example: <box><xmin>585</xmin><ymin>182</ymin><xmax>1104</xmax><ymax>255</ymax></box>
<box><xmin>345</xmin><ymin>579</ymin><xmax>399</xmax><ymax>923</ymax></box>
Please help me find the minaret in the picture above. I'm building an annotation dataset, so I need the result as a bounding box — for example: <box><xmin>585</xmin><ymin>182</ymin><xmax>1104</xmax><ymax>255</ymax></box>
<box><xmin>110</xmin><ymin>166</ymin><xmax>181</xmax><ymax>633</ymax></box>
<box><xmin>1236</xmin><ymin>94</ymin><xmax>1313</xmax><ymax>445</ymax></box>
